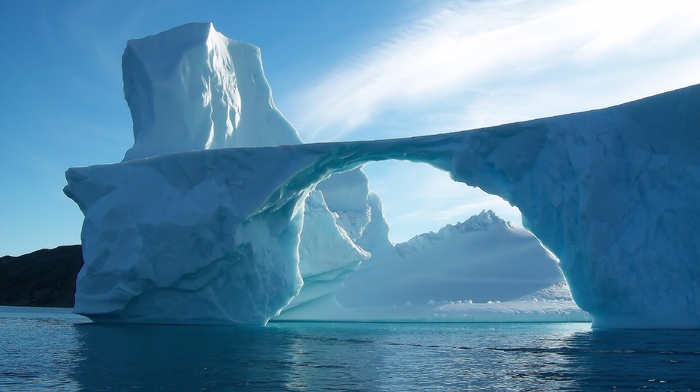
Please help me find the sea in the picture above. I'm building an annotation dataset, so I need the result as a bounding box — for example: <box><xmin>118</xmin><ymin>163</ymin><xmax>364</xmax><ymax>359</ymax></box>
<box><xmin>1</xmin><ymin>306</ymin><xmax>699</xmax><ymax>391</ymax></box>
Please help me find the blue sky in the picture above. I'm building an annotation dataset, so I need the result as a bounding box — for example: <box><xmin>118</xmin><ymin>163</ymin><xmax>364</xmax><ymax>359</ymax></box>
<box><xmin>1</xmin><ymin>0</ymin><xmax>699</xmax><ymax>256</ymax></box>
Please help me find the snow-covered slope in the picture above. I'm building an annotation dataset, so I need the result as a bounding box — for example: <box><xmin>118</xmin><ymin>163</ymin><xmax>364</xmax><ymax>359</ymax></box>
<box><xmin>277</xmin><ymin>211</ymin><xmax>588</xmax><ymax>322</ymax></box>
<box><xmin>343</xmin><ymin>211</ymin><xmax>564</xmax><ymax>306</ymax></box>
<box><xmin>395</xmin><ymin>209</ymin><xmax>509</xmax><ymax>256</ymax></box>
<box><xmin>65</xmin><ymin>23</ymin><xmax>700</xmax><ymax>328</ymax></box>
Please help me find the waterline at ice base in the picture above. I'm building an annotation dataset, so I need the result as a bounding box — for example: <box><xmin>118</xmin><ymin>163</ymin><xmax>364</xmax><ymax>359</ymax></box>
<box><xmin>64</xmin><ymin>23</ymin><xmax>700</xmax><ymax>329</ymax></box>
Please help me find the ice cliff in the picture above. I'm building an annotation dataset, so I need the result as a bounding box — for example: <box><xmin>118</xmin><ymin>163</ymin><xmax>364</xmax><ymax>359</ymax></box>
<box><xmin>65</xmin><ymin>23</ymin><xmax>700</xmax><ymax>328</ymax></box>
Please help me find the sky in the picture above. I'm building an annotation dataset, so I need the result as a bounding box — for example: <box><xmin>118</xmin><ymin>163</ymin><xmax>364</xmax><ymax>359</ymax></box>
<box><xmin>1</xmin><ymin>0</ymin><xmax>699</xmax><ymax>256</ymax></box>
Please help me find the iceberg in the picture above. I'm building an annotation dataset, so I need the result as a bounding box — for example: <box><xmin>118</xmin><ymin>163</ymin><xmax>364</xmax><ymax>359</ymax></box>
<box><xmin>67</xmin><ymin>22</ymin><xmax>388</xmax><ymax>325</ymax></box>
<box><xmin>278</xmin><ymin>210</ymin><xmax>589</xmax><ymax>322</ymax></box>
<box><xmin>66</xmin><ymin>22</ymin><xmax>700</xmax><ymax>328</ymax></box>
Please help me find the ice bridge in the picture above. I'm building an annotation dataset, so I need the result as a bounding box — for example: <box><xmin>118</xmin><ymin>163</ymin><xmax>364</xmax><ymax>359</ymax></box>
<box><xmin>65</xmin><ymin>23</ymin><xmax>700</xmax><ymax>328</ymax></box>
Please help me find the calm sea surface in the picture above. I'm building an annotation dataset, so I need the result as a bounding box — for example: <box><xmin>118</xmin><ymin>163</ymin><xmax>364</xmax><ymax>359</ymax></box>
<box><xmin>1</xmin><ymin>306</ymin><xmax>700</xmax><ymax>391</ymax></box>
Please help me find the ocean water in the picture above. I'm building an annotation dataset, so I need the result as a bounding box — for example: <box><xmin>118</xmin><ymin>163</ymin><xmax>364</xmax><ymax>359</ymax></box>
<box><xmin>1</xmin><ymin>307</ymin><xmax>699</xmax><ymax>391</ymax></box>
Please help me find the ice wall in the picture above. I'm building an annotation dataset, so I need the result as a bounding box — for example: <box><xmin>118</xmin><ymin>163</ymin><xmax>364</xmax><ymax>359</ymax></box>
<box><xmin>65</xmin><ymin>148</ymin><xmax>318</xmax><ymax>324</ymax></box>
<box><xmin>285</xmin><ymin>190</ymin><xmax>369</xmax><ymax>311</ymax></box>
<box><xmin>66</xmin><ymin>23</ymin><xmax>700</xmax><ymax>328</ymax></box>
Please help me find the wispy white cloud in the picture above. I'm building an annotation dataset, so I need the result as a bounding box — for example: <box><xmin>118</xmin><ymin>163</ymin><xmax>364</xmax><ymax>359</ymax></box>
<box><xmin>314</xmin><ymin>0</ymin><xmax>700</xmax><ymax>239</ymax></box>
<box><xmin>290</xmin><ymin>0</ymin><xmax>700</xmax><ymax>142</ymax></box>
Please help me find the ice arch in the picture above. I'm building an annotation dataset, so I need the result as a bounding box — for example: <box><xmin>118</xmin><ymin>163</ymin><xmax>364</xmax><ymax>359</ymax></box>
<box><xmin>66</xmin><ymin>82</ymin><xmax>700</xmax><ymax>328</ymax></box>
<box><xmin>65</xmin><ymin>22</ymin><xmax>700</xmax><ymax>328</ymax></box>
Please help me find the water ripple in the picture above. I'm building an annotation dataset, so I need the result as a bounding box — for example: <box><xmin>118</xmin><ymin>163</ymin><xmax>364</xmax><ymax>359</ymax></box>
<box><xmin>2</xmin><ymin>308</ymin><xmax>700</xmax><ymax>391</ymax></box>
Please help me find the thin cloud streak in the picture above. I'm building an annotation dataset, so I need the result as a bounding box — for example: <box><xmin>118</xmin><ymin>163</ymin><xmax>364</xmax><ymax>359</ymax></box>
<box><xmin>291</xmin><ymin>0</ymin><xmax>700</xmax><ymax>142</ymax></box>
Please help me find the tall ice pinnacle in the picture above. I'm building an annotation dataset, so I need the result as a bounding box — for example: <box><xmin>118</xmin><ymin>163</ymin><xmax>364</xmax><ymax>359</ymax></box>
<box><xmin>121</xmin><ymin>22</ymin><xmax>301</xmax><ymax>161</ymax></box>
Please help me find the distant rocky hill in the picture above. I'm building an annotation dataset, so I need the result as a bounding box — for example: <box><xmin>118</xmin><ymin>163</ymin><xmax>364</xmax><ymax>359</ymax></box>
<box><xmin>0</xmin><ymin>245</ymin><xmax>83</xmax><ymax>307</ymax></box>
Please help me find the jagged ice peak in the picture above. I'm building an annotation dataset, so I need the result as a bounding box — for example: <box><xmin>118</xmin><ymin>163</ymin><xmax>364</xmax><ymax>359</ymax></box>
<box><xmin>122</xmin><ymin>22</ymin><xmax>301</xmax><ymax>161</ymax></box>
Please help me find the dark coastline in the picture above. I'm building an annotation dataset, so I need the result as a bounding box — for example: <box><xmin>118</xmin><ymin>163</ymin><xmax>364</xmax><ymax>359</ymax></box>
<box><xmin>0</xmin><ymin>245</ymin><xmax>82</xmax><ymax>308</ymax></box>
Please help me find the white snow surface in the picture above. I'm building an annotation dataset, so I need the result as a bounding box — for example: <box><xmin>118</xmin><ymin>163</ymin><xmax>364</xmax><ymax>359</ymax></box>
<box><xmin>341</xmin><ymin>211</ymin><xmax>564</xmax><ymax>307</ymax></box>
<box><xmin>65</xmin><ymin>23</ymin><xmax>700</xmax><ymax>328</ymax></box>
<box><xmin>278</xmin><ymin>211</ymin><xmax>589</xmax><ymax>323</ymax></box>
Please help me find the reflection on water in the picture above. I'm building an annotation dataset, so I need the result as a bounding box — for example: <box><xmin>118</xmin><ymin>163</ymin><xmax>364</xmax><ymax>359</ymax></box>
<box><xmin>559</xmin><ymin>329</ymin><xmax>700</xmax><ymax>390</ymax></box>
<box><xmin>72</xmin><ymin>323</ymin><xmax>387</xmax><ymax>391</ymax></box>
<box><xmin>2</xmin><ymin>307</ymin><xmax>700</xmax><ymax>391</ymax></box>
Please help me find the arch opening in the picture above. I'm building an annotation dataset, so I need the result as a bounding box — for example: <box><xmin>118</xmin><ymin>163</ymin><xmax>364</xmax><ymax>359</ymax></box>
<box><xmin>279</xmin><ymin>156</ymin><xmax>583</xmax><ymax>323</ymax></box>
<box><xmin>361</xmin><ymin>160</ymin><xmax>523</xmax><ymax>244</ymax></box>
